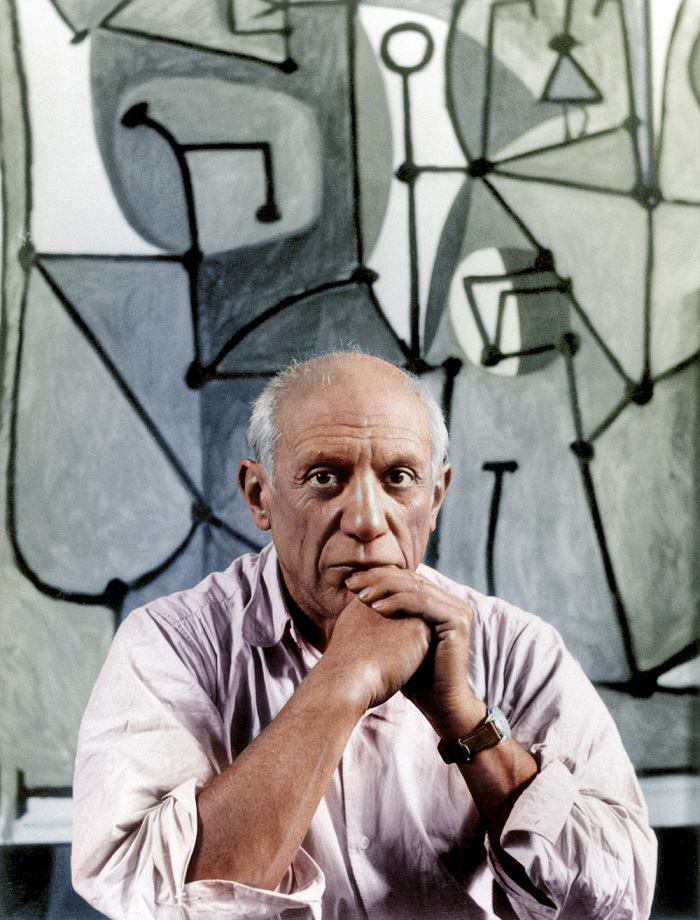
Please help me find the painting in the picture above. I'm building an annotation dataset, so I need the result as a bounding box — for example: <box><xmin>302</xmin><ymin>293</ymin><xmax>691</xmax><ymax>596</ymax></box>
<box><xmin>0</xmin><ymin>0</ymin><xmax>698</xmax><ymax>911</ymax></box>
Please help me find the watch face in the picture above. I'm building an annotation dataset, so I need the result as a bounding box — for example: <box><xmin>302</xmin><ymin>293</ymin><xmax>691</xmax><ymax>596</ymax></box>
<box><xmin>489</xmin><ymin>707</ymin><xmax>512</xmax><ymax>741</ymax></box>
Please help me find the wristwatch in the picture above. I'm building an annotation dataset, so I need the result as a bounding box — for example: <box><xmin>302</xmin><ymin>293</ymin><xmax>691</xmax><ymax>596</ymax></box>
<box><xmin>437</xmin><ymin>706</ymin><xmax>511</xmax><ymax>763</ymax></box>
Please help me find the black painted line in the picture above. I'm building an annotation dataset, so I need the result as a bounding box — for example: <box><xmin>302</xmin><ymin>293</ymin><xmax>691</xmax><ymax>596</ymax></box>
<box><xmin>482</xmin><ymin>461</ymin><xmax>518</xmax><ymax>596</ymax></box>
<box><xmin>642</xmin><ymin>207</ymin><xmax>654</xmax><ymax>379</ymax></box>
<box><xmin>612</xmin><ymin>0</ymin><xmax>645</xmax><ymax>185</ymax></box>
<box><xmin>130</xmin><ymin>110</ymin><xmax>203</xmax><ymax>364</ymax></box>
<box><xmin>7</xmin><ymin>268</ymin><xmax>111</xmax><ymax>606</ymax></box>
<box><xmin>39</xmin><ymin>252</ymin><xmax>182</xmax><ymax>263</ymax></box>
<box><xmin>364</xmin><ymin>282</ymin><xmax>414</xmax><ymax>362</ymax></box>
<box><xmin>346</xmin><ymin>0</ymin><xmax>365</xmax><ymax>269</ymax></box>
<box><xmin>586</xmin><ymin>391</ymin><xmax>634</xmax><ymax>443</ymax></box>
<box><xmin>568</xmin><ymin>296</ymin><xmax>633</xmax><ymax>384</ymax></box>
<box><xmin>575</xmin><ymin>458</ymin><xmax>640</xmax><ymax>679</ymax></box>
<box><xmin>562</xmin><ymin>342</ymin><xmax>585</xmax><ymax>441</ymax></box>
<box><xmin>492</xmin><ymin>166</ymin><xmax>636</xmax><ymax>200</ymax></box>
<box><xmin>99</xmin><ymin>0</ymin><xmax>139</xmax><ymax>32</ymax></box>
<box><xmin>463</xmin><ymin>278</ymin><xmax>492</xmax><ymax>349</ymax></box>
<box><xmin>563</xmin><ymin>0</ymin><xmax>573</xmax><ymax>34</ymax></box>
<box><xmin>183</xmin><ymin>141</ymin><xmax>280</xmax><ymax>221</ymax></box>
<box><xmin>642</xmin><ymin>0</ymin><xmax>656</xmax><ymax>188</ymax></box>
<box><xmin>400</xmin><ymin>69</ymin><xmax>422</xmax><ymax>359</ymax></box>
<box><xmin>414</xmin><ymin>164</ymin><xmax>469</xmax><ymax>175</ymax></box>
<box><xmin>424</xmin><ymin>359</ymin><xmax>462</xmax><ymax>568</ymax></box>
<box><xmin>494</xmin><ymin>124</ymin><xmax>628</xmax><ymax>169</ymax></box>
<box><xmin>102</xmin><ymin>23</ymin><xmax>290</xmax><ymax>69</ymax></box>
<box><xmin>481</xmin><ymin>177</ymin><xmax>542</xmax><ymax>250</ymax></box>
<box><xmin>655</xmin><ymin>2</ymin><xmax>686</xmax><ymax>177</ymax></box>
<box><xmin>1</xmin><ymin>0</ymin><xmax>33</xmax><ymax>415</ymax></box>
<box><xmin>45</xmin><ymin>0</ymin><xmax>77</xmax><ymax>32</ymax></box>
<box><xmin>653</xmin><ymin>349</ymin><xmax>700</xmax><ymax>383</ymax></box>
<box><xmin>663</xmin><ymin>197</ymin><xmax>700</xmax><ymax>208</ymax></box>
<box><xmin>482</xmin><ymin>0</ymin><xmax>535</xmax><ymax>158</ymax></box>
<box><xmin>36</xmin><ymin>260</ymin><xmax>204</xmax><ymax>502</ymax></box>
<box><xmin>207</xmin><ymin>276</ymin><xmax>371</xmax><ymax>372</ymax></box>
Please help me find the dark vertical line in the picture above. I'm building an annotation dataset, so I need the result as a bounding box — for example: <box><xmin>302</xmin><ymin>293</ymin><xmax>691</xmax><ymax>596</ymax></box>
<box><xmin>642</xmin><ymin>0</ymin><xmax>656</xmax><ymax>188</ymax></box>
<box><xmin>562</xmin><ymin>339</ymin><xmax>585</xmax><ymax>441</ymax></box>
<box><xmin>402</xmin><ymin>72</ymin><xmax>421</xmax><ymax>358</ymax></box>
<box><xmin>136</xmin><ymin>111</ymin><xmax>203</xmax><ymax>364</ymax></box>
<box><xmin>482</xmin><ymin>2</ymin><xmax>497</xmax><ymax>158</ymax></box>
<box><xmin>643</xmin><ymin>206</ymin><xmax>654</xmax><ymax>379</ymax></box>
<box><xmin>563</xmin><ymin>0</ymin><xmax>574</xmax><ymax>34</ymax></box>
<box><xmin>260</xmin><ymin>144</ymin><xmax>278</xmax><ymax>215</ymax></box>
<box><xmin>225</xmin><ymin>0</ymin><xmax>236</xmax><ymax>33</ymax></box>
<box><xmin>576</xmin><ymin>458</ymin><xmax>640</xmax><ymax>679</ymax></box>
<box><xmin>485</xmin><ymin>474</ymin><xmax>503</xmax><ymax>595</ymax></box>
<box><xmin>1</xmin><ymin>0</ymin><xmax>33</xmax><ymax>415</ymax></box>
<box><xmin>424</xmin><ymin>358</ymin><xmax>462</xmax><ymax>568</ymax></box>
<box><xmin>654</xmin><ymin>0</ymin><xmax>686</xmax><ymax>178</ymax></box>
<box><xmin>482</xmin><ymin>461</ymin><xmax>518</xmax><ymax>596</ymax></box>
<box><xmin>614</xmin><ymin>0</ymin><xmax>644</xmax><ymax>185</ymax></box>
<box><xmin>494</xmin><ymin>289</ymin><xmax>509</xmax><ymax>349</ymax></box>
<box><xmin>464</xmin><ymin>280</ymin><xmax>492</xmax><ymax>348</ymax></box>
<box><xmin>345</xmin><ymin>0</ymin><xmax>365</xmax><ymax>269</ymax></box>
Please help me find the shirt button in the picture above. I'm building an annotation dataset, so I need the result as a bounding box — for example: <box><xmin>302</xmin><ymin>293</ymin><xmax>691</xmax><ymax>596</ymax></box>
<box><xmin>359</xmin><ymin>836</ymin><xmax>370</xmax><ymax>850</ymax></box>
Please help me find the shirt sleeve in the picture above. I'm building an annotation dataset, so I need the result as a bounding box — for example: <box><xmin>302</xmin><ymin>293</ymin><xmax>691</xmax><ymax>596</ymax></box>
<box><xmin>71</xmin><ymin>610</ymin><xmax>325</xmax><ymax>920</ymax></box>
<box><xmin>480</xmin><ymin>613</ymin><xmax>657</xmax><ymax>920</ymax></box>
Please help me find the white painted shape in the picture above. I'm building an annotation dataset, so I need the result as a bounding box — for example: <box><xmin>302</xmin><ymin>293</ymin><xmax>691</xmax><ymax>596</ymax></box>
<box><xmin>359</xmin><ymin>6</ymin><xmax>466</xmax><ymax>346</ymax></box>
<box><xmin>639</xmin><ymin>774</ymin><xmax>700</xmax><ymax>828</ymax></box>
<box><xmin>10</xmin><ymin>797</ymin><xmax>73</xmax><ymax>845</ymax></box>
<box><xmin>649</xmin><ymin>0</ymin><xmax>685</xmax><ymax>141</ymax></box>
<box><xmin>657</xmin><ymin>655</ymin><xmax>700</xmax><ymax>690</ymax></box>
<box><xmin>448</xmin><ymin>248</ymin><xmax>521</xmax><ymax>376</ymax></box>
<box><xmin>16</xmin><ymin>0</ymin><xmax>161</xmax><ymax>254</ymax></box>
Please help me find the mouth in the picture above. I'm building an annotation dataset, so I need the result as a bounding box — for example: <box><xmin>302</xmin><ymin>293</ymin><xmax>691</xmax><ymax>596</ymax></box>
<box><xmin>329</xmin><ymin>562</ymin><xmax>398</xmax><ymax>577</ymax></box>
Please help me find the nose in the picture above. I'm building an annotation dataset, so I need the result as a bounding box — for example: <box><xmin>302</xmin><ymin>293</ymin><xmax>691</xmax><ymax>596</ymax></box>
<box><xmin>339</xmin><ymin>474</ymin><xmax>389</xmax><ymax>543</ymax></box>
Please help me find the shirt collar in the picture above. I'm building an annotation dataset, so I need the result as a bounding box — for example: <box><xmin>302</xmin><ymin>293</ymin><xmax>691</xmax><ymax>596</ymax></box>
<box><xmin>241</xmin><ymin>542</ymin><xmax>295</xmax><ymax>648</ymax></box>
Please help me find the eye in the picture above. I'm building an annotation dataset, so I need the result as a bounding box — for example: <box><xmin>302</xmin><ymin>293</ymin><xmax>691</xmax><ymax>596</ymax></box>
<box><xmin>385</xmin><ymin>468</ymin><xmax>415</xmax><ymax>488</ymax></box>
<box><xmin>307</xmin><ymin>469</ymin><xmax>340</xmax><ymax>488</ymax></box>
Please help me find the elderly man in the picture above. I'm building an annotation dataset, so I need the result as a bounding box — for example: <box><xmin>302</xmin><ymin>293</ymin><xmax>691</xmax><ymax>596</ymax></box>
<box><xmin>72</xmin><ymin>352</ymin><xmax>656</xmax><ymax>920</ymax></box>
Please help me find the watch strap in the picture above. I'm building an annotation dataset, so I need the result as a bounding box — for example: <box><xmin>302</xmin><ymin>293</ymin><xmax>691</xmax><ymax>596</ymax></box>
<box><xmin>437</xmin><ymin>707</ymin><xmax>510</xmax><ymax>764</ymax></box>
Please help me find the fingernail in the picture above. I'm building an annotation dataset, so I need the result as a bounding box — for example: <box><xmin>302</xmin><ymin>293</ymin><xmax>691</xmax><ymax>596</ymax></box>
<box><xmin>371</xmin><ymin>600</ymin><xmax>384</xmax><ymax>610</ymax></box>
<box><xmin>358</xmin><ymin>588</ymin><xmax>371</xmax><ymax>599</ymax></box>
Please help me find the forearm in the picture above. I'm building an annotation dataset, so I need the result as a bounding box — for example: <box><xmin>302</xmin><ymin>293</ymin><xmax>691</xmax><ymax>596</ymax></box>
<box><xmin>187</xmin><ymin>656</ymin><xmax>366</xmax><ymax>890</ymax></box>
<box><xmin>432</xmin><ymin>697</ymin><xmax>538</xmax><ymax>844</ymax></box>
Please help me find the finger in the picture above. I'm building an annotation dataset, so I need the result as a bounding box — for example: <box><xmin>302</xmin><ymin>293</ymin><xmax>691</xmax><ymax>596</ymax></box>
<box><xmin>346</xmin><ymin>567</ymin><xmax>430</xmax><ymax>601</ymax></box>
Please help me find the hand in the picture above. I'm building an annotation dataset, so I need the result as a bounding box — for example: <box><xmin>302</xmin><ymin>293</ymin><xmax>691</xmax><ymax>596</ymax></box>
<box><xmin>345</xmin><ymin>566</ymin><xmax>485</xmax><ymax>737</ymax></box>
<box><xmin>322</xmin><ymin>595</ymin><xmax>431</xmax><ymax>710</ymax></box>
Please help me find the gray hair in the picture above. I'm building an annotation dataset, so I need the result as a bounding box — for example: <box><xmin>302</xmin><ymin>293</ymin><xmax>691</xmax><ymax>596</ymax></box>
<box><xmin>246</xmin><ymin>354</ymin><xmax>449</xmax><ymax>481</ymax></box>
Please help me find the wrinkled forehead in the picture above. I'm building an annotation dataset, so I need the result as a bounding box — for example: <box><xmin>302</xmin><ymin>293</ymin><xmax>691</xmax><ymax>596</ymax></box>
<box><xmin>275</xmin><ymin>359</ymin><xmax>433</xmax><ymax>453</ymax></box>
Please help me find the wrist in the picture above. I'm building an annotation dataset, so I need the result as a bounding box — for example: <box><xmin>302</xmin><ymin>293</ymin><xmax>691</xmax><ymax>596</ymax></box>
<box><xmin>432</xmin><ymin>695</ymin><xmax>488</xmax><ymax>742</ymax></box>
<box><xmin>312</xmin><ymin>651</ymin><xmax>374</xmax><ymax>717</ymax></box>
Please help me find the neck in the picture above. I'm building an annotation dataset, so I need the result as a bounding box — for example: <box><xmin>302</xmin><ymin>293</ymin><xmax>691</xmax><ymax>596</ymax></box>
<box><xmin>280</xmin><ymin>580</ymin><xmax>334</xmax><ymax>652</ymax></box>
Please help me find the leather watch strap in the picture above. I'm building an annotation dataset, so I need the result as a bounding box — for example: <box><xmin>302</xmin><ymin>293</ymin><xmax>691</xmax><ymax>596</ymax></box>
<box><xmin>437</xmin><ymin>707</ymin><xmax>510</xmax><ymax>764</ymax></box>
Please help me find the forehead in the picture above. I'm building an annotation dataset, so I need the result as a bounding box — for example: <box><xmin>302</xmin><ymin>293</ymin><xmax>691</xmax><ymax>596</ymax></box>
<box><xmin>275</xmin><ymin>365</ymin><xmax>432</xmax><ymax>465</ymax></box>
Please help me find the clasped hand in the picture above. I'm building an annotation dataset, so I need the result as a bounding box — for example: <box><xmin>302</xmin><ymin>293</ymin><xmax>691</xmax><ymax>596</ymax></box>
<box><xmin>339</xmin><ymin>566</ymin><xmax>482</xmax><ymax>738</ymax></box>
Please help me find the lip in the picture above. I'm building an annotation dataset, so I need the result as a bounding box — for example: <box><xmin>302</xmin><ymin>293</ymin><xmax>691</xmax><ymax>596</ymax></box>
<box><xmin>329</xmin><ymin>562</ymin><xmax>398</xmax><ymax>575</ymax></box>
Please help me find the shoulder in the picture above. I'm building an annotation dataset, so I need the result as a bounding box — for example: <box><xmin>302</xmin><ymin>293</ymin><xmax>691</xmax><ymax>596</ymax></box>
<box><xmin>113</xmin><ymin>548</ymin><xmax>273</xmax><ymax>671</ymax></box>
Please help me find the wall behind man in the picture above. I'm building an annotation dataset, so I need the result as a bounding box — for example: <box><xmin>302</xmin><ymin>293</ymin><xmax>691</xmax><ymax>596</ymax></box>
<box><xmin>0</xmin><ymin>0</ymin><xmax>697</xmax><ymax>889</ymax></box>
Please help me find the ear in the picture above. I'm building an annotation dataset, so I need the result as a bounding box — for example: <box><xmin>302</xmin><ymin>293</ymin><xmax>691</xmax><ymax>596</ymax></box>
<box><xmin>429</xmin><ymin>462</ymin><xmax>452</xmax><ymax>532</ymax></box>
<box><xmin>237</xmin><ymin>459</ymin><xmax>272</xmax><ymax>532</ymax></box>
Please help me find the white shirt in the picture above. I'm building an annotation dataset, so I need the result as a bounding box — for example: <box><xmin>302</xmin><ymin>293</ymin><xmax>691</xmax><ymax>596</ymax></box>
<box><xmin>72</xmin><ymin>544</ymin><xmax>656</xmax><ymax>920</ymax></box>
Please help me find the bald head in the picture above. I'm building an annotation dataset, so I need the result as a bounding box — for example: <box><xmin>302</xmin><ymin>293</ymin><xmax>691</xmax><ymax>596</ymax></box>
<box><xmin>246</xmin><ymin>353</ymin><xmax>449</xmax><ymax>481</ymax></box>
